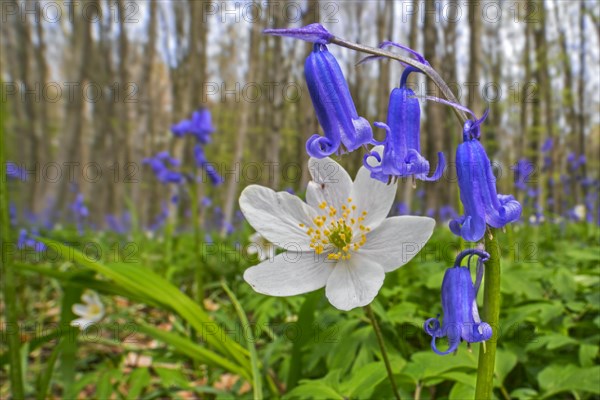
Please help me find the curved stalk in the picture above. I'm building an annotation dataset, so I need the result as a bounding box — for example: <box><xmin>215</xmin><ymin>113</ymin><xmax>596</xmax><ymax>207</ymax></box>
<box><xmin>329</xmin><ymin>36</ymin><xmax>469</xmax><ymax>125</ymax></box>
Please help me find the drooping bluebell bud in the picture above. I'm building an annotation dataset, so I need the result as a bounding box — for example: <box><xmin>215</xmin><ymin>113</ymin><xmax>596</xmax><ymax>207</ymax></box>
<box><xmin>424</xmin><ymin>249</ymin><xmax>492</xmax><ymax>355</ymax></box>
<box><xmin>450</xmin><ymin>113</ymin><xmax>521</xmax><ymax>242</ymax></box>
<box><xmin>304</xmin><ymin>44</ymin><xmax>373</xmax><ymax>157</ymax></box>
<box><xmin>263</xmin><ymin>23</ymin><xmax>334</xmax><ymax>44</ymax></box>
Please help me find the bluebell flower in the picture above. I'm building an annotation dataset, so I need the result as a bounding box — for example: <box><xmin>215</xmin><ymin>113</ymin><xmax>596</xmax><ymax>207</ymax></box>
<box><xmin>541</xmin><ymin>138</ymin><xmax>553</xmax><ymax>152</ymax></box>
<box><xmin>71</xmin><ymin>194</ymin><xmax>89</xmax><ymax>218</ymax></box>
<box><xmin>363</xmin><ymin>65</ymin><xmax>444</xmax><ymax>183</ymax></box>
<box><xmin>512</xmin><ymin>159</ymin><xmax>535</xmax><ymax>191</ymax></box>
<box><xmin>395</xmin><ymin>202</ymin><xmax>409</xmax><ymax>216</ymax></box>
<box><xmin>439</xmin><ymin>205</ymin><xmax>458</xmax><ymax>221</ymax></box>
<box><xmin>149</xmin><ymin>202</ymin><xmax>169</xmax><ymax>231</ymax></box>
<box><xmin>424</xmin><ymin>249</ymin><xmax>492</xmax><ymax>355</ymax></box>
<box><xmin>171</xmin><ymin>109</ymin><xmax>215</xmax><ymax>144</ymax></box>
<box><xmin>9</xmin><ymin>202</ymin><xmax>16</xmax><ymax>226</ymax></box>
<box><xmin>541</xmin><ymin>138</ymin><xmax>553</xmax><ymax>171</ymax></box>
<box><xmin>105</xmin><ymin>213</ymin><xmax>131</xmax><ymax>234</ymax></box>
<box><xmin>194</xmin><ymin>145</ymin><xmax>223</xmax><ymax>186</ymax></box>
<box><xmin>5</xmin><ymin>162</ymin><xmax>27</xmax><ymax>181</ymax></box>
<box><xmin>304</xmin><ymin>44</ymin><xmax>373</xmax><ymax>157</ymax></box>
<box><xmin>18</xmin><ymin>228</ymin><xmax>46</xmax><ymax>252</ymax></box>
<box><xmin>143</xmin><ymin>152</ymin><xmax>184</xmax><ymax>184</ymax></box>
<box><xmin>263</xmin><ymin>23</ymin><xmax>334</xmax><ymax>44</ymax></box>
<box><xmin>71</xmin><ymin>193</ymin><xmax>88</xmax><ymax>234</ymax></box>
<box><xmin>201</xmin><ymin>196</ymin><xmax>212</xmax><ymax>207</ymax></box>
<box><xmin>449</xmin><ymin>113</ymin><xmax>522</xmax><ymax>242</ymax></box>
<box><xmin>567</xmin><ymin>153</ymin><xmax>586</xmax><ymax>172</ymax></box>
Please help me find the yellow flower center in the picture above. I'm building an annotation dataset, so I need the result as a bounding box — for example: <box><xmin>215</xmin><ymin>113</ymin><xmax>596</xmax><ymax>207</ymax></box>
<box><xmin>300</xmin><ymin>197</ymin><xmax>370</xmax><ymax>261</ymax></box>
<box><xmin>87</xmin><ymin>304</ymin><xmax>101</xmax><ymax>317</ymax></box>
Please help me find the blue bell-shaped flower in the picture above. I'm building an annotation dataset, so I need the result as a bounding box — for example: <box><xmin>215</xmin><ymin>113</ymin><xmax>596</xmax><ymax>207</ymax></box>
<box><xmin>424</xmin><ymin>249</ymin><xmax>492</xmax><ymax>355</ymax></box>
<box><xmin>362</xmin><ymin>43</ymin><xmax>444</xmax><ymax>183</ymax></box>
<box><xmin>450</xmin><ymin>113</ymin><xmax>521</xmax><ymax>242</ymax></box>
<box><xmin>304</xmin><ymin>44</ymin><xmax>373</xmax><ymax>157</ymax></box>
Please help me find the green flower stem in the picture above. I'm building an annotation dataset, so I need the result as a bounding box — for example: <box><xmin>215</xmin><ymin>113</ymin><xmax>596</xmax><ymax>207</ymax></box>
<box><xmin>189</xmin><ymin>181</ymin><xmax>203</xmax><ymax>306</ymax></box>
<box><xmin>364</xmin><ymin>304</ymin><xmax>401</xmax><ymax>400</ymax></box>
<box><xmin>475</xmin><ymin>228</ymin><xmax>502</xmax><ymax>399</ymax></box>
<box><xmin>0</xmin><ymin>100</ymin><xmax>25</xmax><ymax>399</ymax></box>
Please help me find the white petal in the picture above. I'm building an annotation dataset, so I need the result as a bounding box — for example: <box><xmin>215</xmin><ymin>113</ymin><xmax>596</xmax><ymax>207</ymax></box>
<box><xmin>71</xmin><ymin>318</ymin><xmax>91</xmax><ymax>328</ymax></box>
<box><xmin>359</xmin><ymin>216</ymin><xmax>435</xmax><ymax>272</ymax></box>
<box><xmin>351</xmin><ymin>166</ymin><xmax>397</xmax><ymax>230</ymax></box>
<box><xmin>243</xmin><ymin>252</ymin><xmax>333</xmax><ymax>297</ymax></box>
<box><xmin>239</xmin><ymin>185</ymin><xmax>317</xmax><ymax>251</ymax></box>
<box><xmin>306</xmin><ymin>157</ymin><xmax>353</xmax><ymax>210</ymax></box>
<box><xmin>325</xmin><ymin>254</ymin><xmax>385</xmax><ymax>311</ymax></box>
<box><xmin>72</xmin><ymin>304</ymin><xmax>88</xmax><ymax>317</ymax></box>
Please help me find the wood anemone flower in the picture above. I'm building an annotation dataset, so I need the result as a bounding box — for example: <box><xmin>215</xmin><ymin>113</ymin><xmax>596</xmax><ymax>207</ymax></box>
<box><xmin>239</xmin><ymin>147</ymin><xmax>435</xmax><ymax>311</ymax></box>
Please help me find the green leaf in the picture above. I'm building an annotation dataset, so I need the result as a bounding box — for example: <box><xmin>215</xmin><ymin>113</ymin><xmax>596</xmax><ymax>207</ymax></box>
<box><xmin>136</xmin><ymin>324</ymin><xmax>251</xmax><ymax>382</ymax></box>
<box><xmin>538</xmin><ymin>364</ymin><xmax>600</xmax><ymax>397</ymax></box>
<box><xmin>449</xmin><ymin>381</ymin><xmax>476</xmax><ymax>400</ymax></box>
<box><xmin>286</xmin><ymin>291</ymin><xmax>321</xmax><ymax>390</ymax></box>
<box><xmin>126</xmin><ymin>367</ymin><xmax>151</xmax><ymax>399</ymax></box>
<box><xmin>37</xmin><ymin>239</ymin><xmax>251</xmax><ymax>376</ymax></box>
<box><xmin>221</xmin><ymin>280</ymin><xmax>263</xmax><ymax>399</ymax></box>
<box><xmin>494</xmin><ymin>349</ymin><xmax>518</xmax><ymax>385</ymax></box>
<box><xmin>526</xmin><ymin>333</ymin><xmax>577</xmax><ymax>351</ymax></box>
<box><xmin>283</xmin><ymin>382</ymin><xmax>344</xmax><ymax>400</ymax></box>
<box><xmin>579</xmin><ymin>343</ymin><xmax>599</xmax><ymax>367</ymax></box>
<box><xmin>154</xmin><ymin>367</ymin><xmax>190</xmax><ymax>390</ymax></box>
<box><xmin>510</xmin><ymin>388</ymin><xmax>539</xmax><ymax>400</ymax></box>
<box><xmin>340</xmin><ymin>362</ymin><xmax>387</xmax><ymax>398</ymax></box>
<box><xmin>95</xmin><ymin>372</ymin><xmax>113</xmax><ymax>399</ymax></box>
<box><xmin>402</xmin><ymin>349</ymin><xmax>478</xmax><ymax>383</ymax></box>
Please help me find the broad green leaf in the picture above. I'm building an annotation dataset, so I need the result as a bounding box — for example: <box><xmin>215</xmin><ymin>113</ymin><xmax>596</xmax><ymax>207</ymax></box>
<box><xmin>402</xmin><ymin>349</ymin><xmax>478</xmax><ymax>382</ymax></box>
<box><xmin>510</xmin><ymin>388</ymin><xmax>539</xmax><ymax>400</ymax></box>
<box><xmin>283</xmin><ymin>382</ymin><xmax>344</xmax><ymax>400</ymax></box>
<box><xmin>579</xmin><ymin>343</ymin><xmax>599</xmax><ymax>367</ymax></box>
<box><xmin>284</xmin><ymin>370</ymin><xmax>344</xmax><ymax>400</ymax></box>
<box><xmin>538</xmin><ymin>364</ymin><xmax>600</xmax><ymax>397</ymax></box>
<box><xmin>340</xmin><ymin>362</ymin><xmax>387</xmax><ymax>398</ymax></box>
<box><xmin>449</xmin><ymin>381</ymin><xmax>475</xmax><ymax>400</ymax></box>
<box><xmin>494</xmin><ymin>349</ymin><xmax>518</xmax><ymax>385</ymax></box>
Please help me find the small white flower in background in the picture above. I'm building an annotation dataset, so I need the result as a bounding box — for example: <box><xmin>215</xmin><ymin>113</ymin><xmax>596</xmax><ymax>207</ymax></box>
<box><xmin>71</xmin><ymin>290</ymin><xmax>105</xmax><ymax>329</ymax></box>
<box><xmin>573</xmin><ymin>204</ymin><xmax>586</xmax><ymax>221</ymax></box>
<box><xmin>239</xmin><ymin>147</ymin><xmax>435</xmax><ymax>311</ymax></box>
<box><xmin>247</xmin><ymin>232</ymin><xmax>276</xmax><ymax>261</ymax></box>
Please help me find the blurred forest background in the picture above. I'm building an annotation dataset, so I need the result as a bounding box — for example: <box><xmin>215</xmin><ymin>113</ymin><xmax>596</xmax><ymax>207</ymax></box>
<box><xmin>2</xmin><ymin>0</ymin><xmax>599</xmax><ymax>230</ymax></box>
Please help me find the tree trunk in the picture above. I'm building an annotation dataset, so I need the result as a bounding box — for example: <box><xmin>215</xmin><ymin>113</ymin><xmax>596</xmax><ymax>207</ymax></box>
<box><xmin>221</xmin><ymin>17</ymin><xmax>264</xmax><ymax>235</ymax></box>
